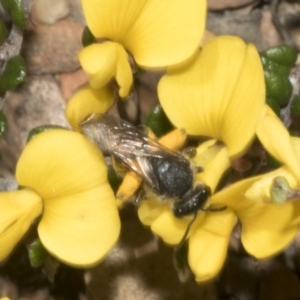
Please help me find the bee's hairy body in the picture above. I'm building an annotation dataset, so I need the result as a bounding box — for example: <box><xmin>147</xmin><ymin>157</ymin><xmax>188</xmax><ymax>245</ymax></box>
<box><xmin>81</xmin><ymin>113</ymin><xmax>211</xmax><ymax>218</ymax></box>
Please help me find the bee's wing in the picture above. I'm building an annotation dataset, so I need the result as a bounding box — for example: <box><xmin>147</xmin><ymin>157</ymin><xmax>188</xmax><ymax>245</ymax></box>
<box><xmin>81</xmin><ymin>113</ymin><xmax>189</xmax><ymax>192</ymax></box>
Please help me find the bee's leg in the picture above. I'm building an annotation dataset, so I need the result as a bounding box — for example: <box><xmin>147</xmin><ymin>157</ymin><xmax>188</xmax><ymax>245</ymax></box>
<box><xmin>181</xmin><ymin>147</ymin><xmax>197</xmax><ymax>158</ymax></box>
<box><xmin>202</xmin><ymin>205</ymin><xmax>227</xmax><ymax>212</ymax></box>
<box><xmin>181</xmin><ymin>147</ymin><xmax>203</xmax><ymax>173</ymax></box>
<box><xmin>133</xmin><ymin>188</ymin><xmax>145</xmax><ymax>206</ymax></box>
<box><xmin>174</xmin><ymin>212</ymin><xmax>197</xmax><ymax>253</ymax></box>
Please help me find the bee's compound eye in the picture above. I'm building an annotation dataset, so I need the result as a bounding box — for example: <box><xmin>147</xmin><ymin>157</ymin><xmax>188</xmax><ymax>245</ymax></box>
<box><xmin>194</xmin><ymin>184</ymin><xmax>211</xmax><ymax>197</ymax></box>
<box><xmin>172</xmin><ymin>205</ymin><xmax>184</xmax><ymax>218</ymax></box>
<box><xmin>172</xmin><ymin>184</ymin><xmax>211</xmax><ymax>218</ymax></box>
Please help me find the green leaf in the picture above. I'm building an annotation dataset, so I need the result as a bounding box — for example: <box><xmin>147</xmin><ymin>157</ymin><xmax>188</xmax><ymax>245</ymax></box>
<box><xmin>0</xmin><ymin>20</ymin><xmax>8</xmax><ymax>45</ymax></box>
<box><xmin>261</xmin><ymin>45</ymin><xmax>297</xmax><ymax>68</ymax></box>
<box><xmin>0</xmin><ymin>0</ymin><xmax>26</xmax><ymax>29</ymax></box>
<box><xmin>28</xmin><ymin>238</ymin><xmax>60</xmax><ymax>282</ymax></box>
<box><xmin>27</xmin><ymin>125</ymin><xmax>68</xmax><ymax>143</ymax></box>
<box><xmin>260</xmin><ymin>46</ymin><xmax>297</xmax><ymax>110</ymax></box>
<box><xmin>144</xmin><ymin>105</ymin><xmax>173</xmax><ymax>137</ymax></box>
<box><xmin>0</xmin><ymin>111</ymin><xmax>7</xmax><ymax>138</ymax></box>
<box><xmin>266</xmin><ymin>152</ymin><xmax>282</xmax><ymax>169</ymax></box>
<box><xmin>28</xmin><ymin>238</ymin><xmax>48</xmax><ymax>268</ymax></box>
<box><xmin>264</xmin><ymin>70</ymin><xmax>293</xmax><ymax>106</ymax></box>
<box><xmin>0</xmin><ymin>56</ymin><xmax>27</xmax><ymax>93</ymax></box>
<box><xmin>266</xmin><ymin>97</ymin><xmax>280</xmax><ymax>116</ymax></box>
<box><xmin>261</xmin><ymin>56</ymin><xmax>290</xmax><ymax>76</ymax></box>
<box><xmin>44</xmin><ymin>256</ymin><xmax>60</xmax><ymax>283</ymax></box>
<box><xmin>108</xmin><ymin>166</ymin><xmax>122</xmax><ymax>193</ymax></box>
<box><xmin>82</xmin><ymin>26</ymin><xmax>96</xmax><ymax>47</ymax></box>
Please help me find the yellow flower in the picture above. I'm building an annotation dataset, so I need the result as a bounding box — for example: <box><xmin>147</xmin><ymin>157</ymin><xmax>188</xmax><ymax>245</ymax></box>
<box><xmin>0</xmin><ymin>130</ymin><xmax>120</xmax><ymax>266</ymax></box>
<box><xmin>66</xmin><ymin>85</ymin><xmax>115</xmax><ymax>132</ymax></box>
<box><xmin>159</xmin><ymin>36</ymin><xmax>264</xmax><ymax>156</ymax></box>
<box><xmin>139</xmin><ymin>137</ymin><xmax>300</xmax><ymax>281</ymax></box>
<box><xmin>138</xmin><ymin>36</ymin><xmax>300</xmax><ymax>281</ymax></box>
<box><xmin>79</xmin><ymin>0</ymin><xmax>207</xmax><ymax>98</ymax></box>
<box><xmin>158</xmin><ymin>35</ymin><xmax>300</xmax><ymax>187</ymax></box>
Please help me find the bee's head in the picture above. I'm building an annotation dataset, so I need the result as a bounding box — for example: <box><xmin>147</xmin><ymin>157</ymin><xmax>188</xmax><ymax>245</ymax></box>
<box><xmin>172</xmin><ymin>185</ymin><xmax>211</xmax><ymax>218</ymax></box>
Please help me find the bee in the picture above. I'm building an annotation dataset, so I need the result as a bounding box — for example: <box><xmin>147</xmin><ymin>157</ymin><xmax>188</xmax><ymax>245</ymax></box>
<box><xmin>81</xmin><ymin>113</ymin><xmax>226</xmax><ymax>247</ymax></box>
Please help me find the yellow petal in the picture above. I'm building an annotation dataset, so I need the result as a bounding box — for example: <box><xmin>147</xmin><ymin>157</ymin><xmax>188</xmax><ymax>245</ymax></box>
<box><xmin>115</xmin><ymin>45</ymin><xmax>133</xmax><ymax>98</ymax></box>
<box><xmin>138</xmin><ymin>198</ymin><xmax>201</xmax><ymax>245</ymax></box>
<box><xmin>158</xmin><ymin>129</ymin><xmax>187</xmax><ymax>150</ymax></box>
<box><xmin>194</xmin><ymin>139</ymin><xmax>218</xmax><ymax>158</ymax></box>
<box><xmin>66</xmin><ymin>85</ymin><xmax>114</xmax><ymax>131</ymax></box>
<box><xmin>82</xmin><ymin>0</ymin><xmax>206</xmax><ymax>67</ymax></box>
<box><xmin>151</xmin><ymin>210</ymin><xmax>196</xmax><ymax>245</ymax></box>
<box><xmin>211</xmin><ymin>176</ymin><xmax>300</xmax><ymax>259</ymax></box>
<box><xmin>210</xmin><ymin>175</ymin><xmax>261</xmax><ymax>206</ymax></box>
<box><xmin>256</xmin><ymin>105</ymin><xmax>300</xmax><ymax>182</ymax></box>
<box><xmin>159</xmin><ymin>36</ymin><xmax>265</xmax><ymax>158</ymax></box>
<box><xmin>0</xmin><ymin>189</ymin><xmax>42</xmax><ymax>261</ymax></box>
<box><xmin>245</xmin><ymin>167</ymin><xmax>297</xmax><ymax>203</ymax></box>
<box><xmin>16</xmin><ymin>130</ymin><xmax>120</xmax><ymax>265</ymax></box>
<box><xmin>79</xmin><ymin>42</ymin><xmax>133</xmax><ymax>97</ymax></box>
<box><xmin>16</xmin><ymin>130</ymin><xmax>108</xmax><ymax>199</ymax></box>
<box><xmin>38</xmin><ymin>184</ymin><xmax>120</xmax><ymax>266</ymax></box>
<box><xmin>138</xmin><ymin>198</ymin><xmax>168</xmax><ymax>226</ymax></box>
<box><xmin>240</xmin><ymin>200</ymin><xmax>300</xmax><ymax>259</ymax></box>
<box><xmin>188</xmin><ymin>208</ymin><xmax>236</xmax><ymax>281</ymax></box>
<box><xmin>82</xmin><ymin>0</ymin><xmax>154</xmax><ymax>41</ymax></box>
<box><xmin>291</xmin><ymin>136</ymin><xmax>300</xmax><ymax>153</ymax></box>
<box><xmin>79</xmin><ymin>42</ymin><xmax>118</xmax><ymax>86</ymax></box>
<box><xmin>194</xmin><ymin>142</ymin><xmax>230</xmax><ymax>193</ymax></box>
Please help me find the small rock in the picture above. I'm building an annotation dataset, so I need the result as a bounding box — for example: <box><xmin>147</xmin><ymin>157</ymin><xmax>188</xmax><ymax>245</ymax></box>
<box><xmin>207</xmin><ymin>10</ymin><xmax>267</xmax><ymax>51</ymax></box>
<box><xmin>32</xmin><ymin>0</ymin><xmax>70</xmax><ymax>25</ymax></box>
<box><xmin>278</xmin><ymin>1</ymin><xmax>300</xmax><ymax>49</ymax></box>
<box><xmin>136</xmin><ymin>70</ymin><xmax>163</xmax><ymax>122</ymax></box>
<box><xmin>0</xmin><ymin>278</ymin><xmax>18</xmax><ymax>300</ymax></box>
<box><xmin>0</xmin><ymin>179</ymin><xmax>17</xmax><ymax>190</ymax></box>
<box><xmin>23</xmin><ymin>19</ymin><xmax>83</xmax><ymax>74</ymax></box>
<box><xmin>58</xmin><ymin>69</ymin><xmax>88</xmax><ymax>100</ymax></box>
<box><xmin>20</xmin><ymin>289</ymin><xmax>51</xmax><ymax>300</ymax></box>
<box><xmin>69</xmin><ymin>0</ymin><xmax>86</xmax><ymax>25</ymax></box>
<box><xmin>0</xmin><ymin>75</ymin><xmax>69</xmax><ymax>177</ymax></box>
<box><xmin>113</xmin><ymin>275</ymin><xmax>161</xmax><ymax>300</ymax></box>
<box><xmin>208</xmin><ymin>0</ymin><xmax>260</xmax><ymax>11</ymax></box>
<box><xmin>260</xmin><ymin>8</ymin><xmax>282</xmax><ymax>47</ymax></box>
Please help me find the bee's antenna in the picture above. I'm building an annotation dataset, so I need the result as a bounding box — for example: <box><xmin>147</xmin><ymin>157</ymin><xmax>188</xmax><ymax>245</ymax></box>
<box><xmin>174</xmin><ymin>212</ymin><xmax>197</xmax><ymax>253</ymax></box>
